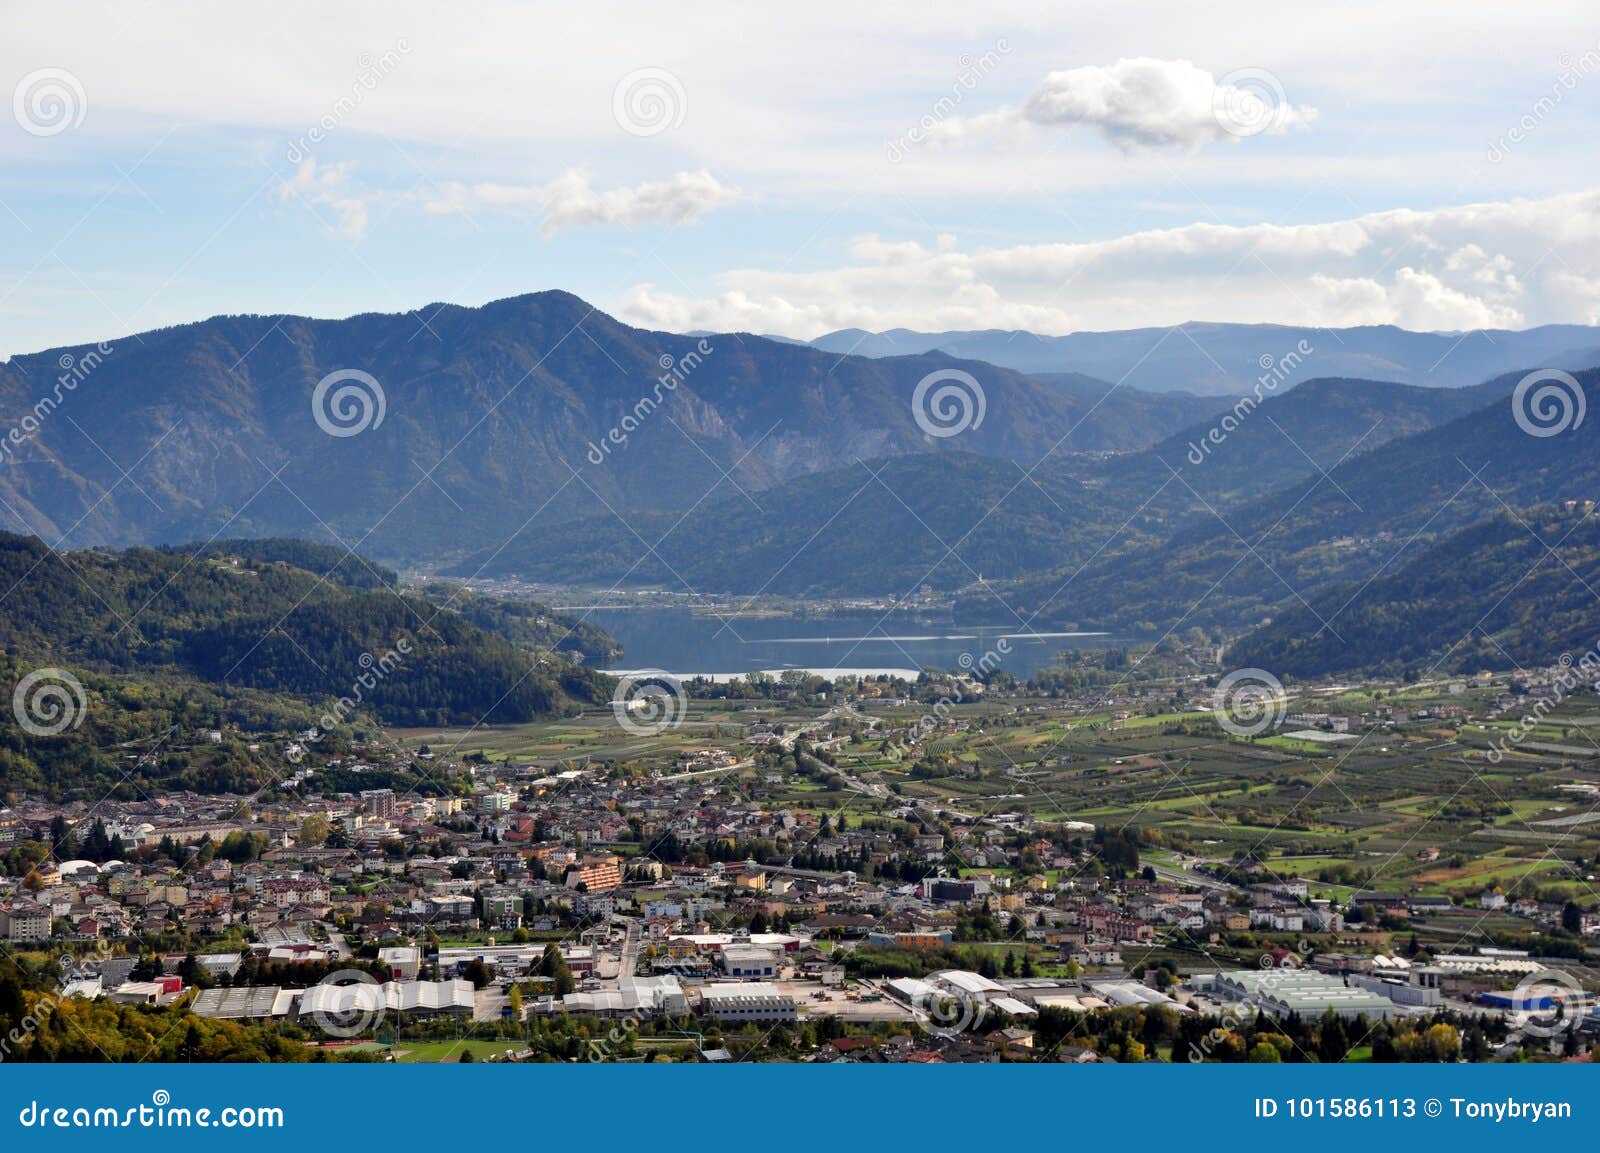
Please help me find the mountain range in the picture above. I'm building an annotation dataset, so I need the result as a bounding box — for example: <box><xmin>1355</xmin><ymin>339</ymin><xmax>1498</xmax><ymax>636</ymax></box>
<box><xmin>0</xmin><ymin>292</ymin><xmax>1231</xmax><ymax>562</ymax></box>
<box><xmin>4</xmin><ymin>291</ymin><xmax>1599</xmax><ymax>681</ymax></box>
<box><xmin>802</xmin><ymin>321</ymin><xmax>1600</xmax><ymax>396</ymax></box>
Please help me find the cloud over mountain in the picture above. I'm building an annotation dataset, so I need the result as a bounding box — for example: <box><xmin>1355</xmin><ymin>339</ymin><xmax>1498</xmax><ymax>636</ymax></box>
<box><xmin>621</xmin><ymin>189</ymin><xmax>1600</xmax><ymax>337</ymax></box>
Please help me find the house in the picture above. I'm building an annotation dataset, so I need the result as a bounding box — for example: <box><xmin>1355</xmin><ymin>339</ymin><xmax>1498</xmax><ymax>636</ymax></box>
<box><xmin>378</xmin><ymin>946</ymin><xmax>421</xmax><ymax>981</ymax></box>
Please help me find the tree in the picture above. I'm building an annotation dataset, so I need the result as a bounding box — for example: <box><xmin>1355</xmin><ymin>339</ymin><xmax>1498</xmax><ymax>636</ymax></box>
<box><xmin>1317</xmin><ymin>1012</ymin><xmax>1349</xmax><ymax>1063</ymax></box>
<box><xmin>539</xmin><ymin>943</ymin><xmax>574</xmax><ymax>996</ymax></box>
<box><xmin>508</xmin><ymin>985</ymin><xmax>523</xmax><ymax>1016</ymax></box>
<box><xmin>298</xmin><ymin>814</ymin><xmax>329</xmax><ymax>847</ymax></box>
<box><xmin>1424</xmin><ymin>1023</ymin><xmax>1461</xmax><ymax>1063</ymax></box>
<box><xmin>1248</xmin><ymin>1040</ymin><xmax>1283</xmax><ymax>1063</ymax></box>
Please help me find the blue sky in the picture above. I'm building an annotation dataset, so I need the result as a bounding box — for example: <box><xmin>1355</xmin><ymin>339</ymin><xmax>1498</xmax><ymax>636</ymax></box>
<box><xmin>4</xmin><ymin>2</ymin><xmax>1600</xmax><ymax>357</ymax></box>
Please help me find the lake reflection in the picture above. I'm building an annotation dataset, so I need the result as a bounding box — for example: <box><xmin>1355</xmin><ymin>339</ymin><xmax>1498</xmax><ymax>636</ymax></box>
<box><xmin>587</xmin><ymin>607</ymin><xmax>1121</xmax><ymax>679</ymax></box>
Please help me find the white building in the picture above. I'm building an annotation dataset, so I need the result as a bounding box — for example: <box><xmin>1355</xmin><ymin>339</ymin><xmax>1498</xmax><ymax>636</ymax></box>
<box><xmin>699</xmin><ymin>983</ymin><xmax>797</xmax><ymax>1024</ymax></box>
<box><xmin>378</xmin><ymin>946</ymin><xmax>421</xmax><ymax>981</ymax></box>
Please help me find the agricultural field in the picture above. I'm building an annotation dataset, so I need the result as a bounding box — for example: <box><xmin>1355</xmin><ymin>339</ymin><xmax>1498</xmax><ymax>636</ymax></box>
<box><xmin>386</xmin><ymin>676</ymin><xmax>1600</xmax><ymax>913</ymax></box>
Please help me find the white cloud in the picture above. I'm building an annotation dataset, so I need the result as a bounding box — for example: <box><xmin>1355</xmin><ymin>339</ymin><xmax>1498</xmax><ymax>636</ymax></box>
<box><xmin>424</xmin><ymin>168</ymin><xmax>739</xmax><ymax>235</ymax></box>
<box><xmin>274</xmin><ymin>158</ymin><xmax>369</xmax><ymax>240</ymax></box>
<box><xmin>538</xmin><ymin>169</ymin><xmax>739</xmax><ymax>236</ymax></box>
<box><xmin>618</xmin><ymin>189</ymin><xmax>1600</xmax><ymax>337</ymax></box>
<box><xmin>1309</xmin><ymin>269</ymin><xmax>1524</xmax><ymax>330</ymax></box>
<box><xmin>933</xmin><ymin>57</ymin><xmax>1317</xmax><ymax>151</ymax></box>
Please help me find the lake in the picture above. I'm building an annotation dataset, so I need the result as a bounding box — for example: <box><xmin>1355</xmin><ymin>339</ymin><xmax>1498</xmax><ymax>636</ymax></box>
<box><xmin>585</xmin><ymin>606</ymin><xmax>1123</xmax><ymax>681</ymax></box>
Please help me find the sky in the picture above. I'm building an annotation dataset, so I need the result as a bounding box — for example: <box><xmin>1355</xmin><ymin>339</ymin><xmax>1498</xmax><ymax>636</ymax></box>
<box><xmin>4</xmin><ymin>1</ymin><xmax>1600</xmax><ymax>357</ymax></box>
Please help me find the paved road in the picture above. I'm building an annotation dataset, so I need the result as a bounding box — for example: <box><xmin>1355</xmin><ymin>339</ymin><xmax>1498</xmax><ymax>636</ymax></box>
<box><xmin>592</xmin><ymin>918</ymin><xmax>644</xmax><ymax>990</ymax></box>
<box><xmin>1150</xmin><ymin>863</ymin><xmax>1238</xmax><ymax>893</ymax></box>
<box><xmin>319</xmin><ymin>923</ymin><xmax>353</xmax><ymax>960</ymax></box>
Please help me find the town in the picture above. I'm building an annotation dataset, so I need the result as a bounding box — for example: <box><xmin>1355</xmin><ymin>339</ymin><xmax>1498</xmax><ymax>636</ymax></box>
<box><xmin>3</xmin><ymin>653</ymin><xmax>1597</xmax><ymax>1064</ymax></box>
